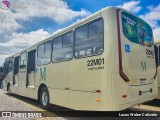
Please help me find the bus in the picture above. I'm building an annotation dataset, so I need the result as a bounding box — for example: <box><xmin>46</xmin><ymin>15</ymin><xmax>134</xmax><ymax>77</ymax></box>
<box><xmin>1</xmin><ymin>7</ymin><xmax>158</xmax><ymax>111</ymax></box>
<box><xmin>154</xmin><ymin>40</ymin><xmax>160</xmax><ymax>99</ymax></box>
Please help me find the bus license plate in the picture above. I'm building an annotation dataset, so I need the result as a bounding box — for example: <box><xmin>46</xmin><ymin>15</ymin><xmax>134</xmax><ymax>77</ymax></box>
<box><xmin>140</xmin><ymin>79</ymin><xmax>146</xmax><ymax>85</ymax></box>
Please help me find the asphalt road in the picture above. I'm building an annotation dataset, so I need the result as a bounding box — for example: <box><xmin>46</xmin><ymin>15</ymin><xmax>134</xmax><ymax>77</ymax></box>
<box><xmin>0</xmin><ymin>89</ymin><xmax>160</xmax><ymax>120</ymax></box>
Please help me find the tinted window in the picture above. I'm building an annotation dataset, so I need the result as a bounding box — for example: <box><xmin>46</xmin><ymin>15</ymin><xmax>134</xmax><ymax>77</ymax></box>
<box><xmin>89</xmin><ymin>20</ymin><xmax>103</xmax><ymax>38</ymax></box>
<box><xmin>37</xmin><ymin>45</ymin><xmax>44</xmax><ymax>65</ymax></box>
<box><xmin>28</xmin><ymin>50</ymin><xmax>36</xmax><ymax>73</ymax></box>
<box><xmin>53</xmin><ymin>36</ymin><xmax>62</xmax><ymax>50</ymax></box>
<box><xmin>3</xmin><ymin>61</ymin><xmax>8</xmax><ymax>74</ymax></box>
<box><xmin>37</xmin><ymin>41</ymin><xmax>51</xmax><ymax>65</ymax></box>
<box><xmin>45</xmin><ymin>42</ymin><xmax>52</xmax><ymax>62</ymax></box>
<box><xmin>13</xmin><ymin>56</ymin><xmax>19</xmax><ymax>85</ymax></box>
<box><xmin>14</xmin><ymin>57</ymin><xmax>19</xmax><ymax>74</ymax></box>
<box><xmin>75</xmin><ymin>19</ymin><xmax>104</xmax><ymax>58</ymax></box>
<box><xmin>20</xmin><ymin>52</ymin><xmax>27</xmax><ymax>68</ymax></box>
<box><xmin>9</xmin><ymin>57</ymin><xmax>14</xmax><ymax>71</ymax></box>
<box><xmin>63</xmin><ymin>32</ymin><xmax>73</xmax><ymax>46</ymax></box>
<box><xmin>75</xmin><ymin>25</ymin><xmax>88</xmax><ymax>42</ymax></box>
<box><xmin>52</xmin><ymin>32</ymin><xmax>73</xmax><ymax>62</ymax></box>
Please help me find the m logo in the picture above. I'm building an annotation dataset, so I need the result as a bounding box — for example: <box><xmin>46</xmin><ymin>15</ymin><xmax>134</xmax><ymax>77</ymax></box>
<box><xmin>141</xmin><ymin>61</ymin><xmax>146</xmax><ymax>71</ymax></box>
<box><xmin>40</xmin><ymin>67</ymin><xmax>46</xmax><ymax>81</ymax></box>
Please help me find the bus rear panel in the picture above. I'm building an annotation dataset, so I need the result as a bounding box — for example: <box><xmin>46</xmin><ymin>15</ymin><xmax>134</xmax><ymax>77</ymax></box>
<box><xmin>111</xmin><ymin>8</ymin><xmax>158</xmax><ymax>110</ymax></box>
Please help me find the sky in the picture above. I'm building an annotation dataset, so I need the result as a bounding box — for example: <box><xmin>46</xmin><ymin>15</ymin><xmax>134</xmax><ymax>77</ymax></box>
<box><xmin>0</xmin><ymin>0</ymin><xmax>160</xmax><ymax>65</ymax></box>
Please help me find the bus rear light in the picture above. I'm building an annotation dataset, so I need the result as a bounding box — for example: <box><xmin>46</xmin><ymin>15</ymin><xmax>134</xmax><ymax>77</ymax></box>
<box><xmin>122</xmin><ymin>95</ymin><xmax>127</xmax><ymax>98</ymax></box>
<box><xmin>96</xmin><ymin>90</ymin><xmax>101</xmax><ymax>93</ymax></box>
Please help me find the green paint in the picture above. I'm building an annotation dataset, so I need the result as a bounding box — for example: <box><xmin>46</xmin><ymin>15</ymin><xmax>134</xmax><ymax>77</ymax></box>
<box><xmin>122</xmin><ymin>12</ymin><xmax>153</xmax><ymax>47</ymax></box>
<box><xmin>40</xmin><ymin>67</ymin><xmax>46</xmax><ymax>81</ymax></box>
<box><xmin>141</xmin><ymin>61</ymin><xmax>146</xmax><ymax>71</ymax></box>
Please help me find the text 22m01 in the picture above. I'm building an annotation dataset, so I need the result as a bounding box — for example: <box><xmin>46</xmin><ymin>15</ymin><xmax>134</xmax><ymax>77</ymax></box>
<box><xmin>87</xmin><ymin>58</ymin><xmax>104</xmax><ymax>66</ymax></box>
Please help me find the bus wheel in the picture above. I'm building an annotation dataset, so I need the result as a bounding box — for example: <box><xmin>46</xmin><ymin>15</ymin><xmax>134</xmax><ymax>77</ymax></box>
<box><xmin>8</xmin><ymin>85</ymin><xmax>11</xmax><ymax>96</ymax></box>
<box><xmin>40</xmin><ymin>87</ymin><xmax>50</xmax><ymax>110</ymax></box>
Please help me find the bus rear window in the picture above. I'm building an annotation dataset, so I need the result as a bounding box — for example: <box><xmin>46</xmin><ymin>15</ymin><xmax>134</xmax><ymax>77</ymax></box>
<box><xmin>121</xmin><ymin>12</ymin><xmax>153</xmax><ymax>47</ymax></box>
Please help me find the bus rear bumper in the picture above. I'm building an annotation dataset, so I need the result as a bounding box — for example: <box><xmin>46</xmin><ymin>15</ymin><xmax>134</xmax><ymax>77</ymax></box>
<box><xmin>113</xmin><ymin>94</ymin><xmax>157</xmax><ymax>111</ymax></box>
<box><xmin>111</xmin><ymin>73</ymin><xmax>158</xmax><ymax>111</ymax></box>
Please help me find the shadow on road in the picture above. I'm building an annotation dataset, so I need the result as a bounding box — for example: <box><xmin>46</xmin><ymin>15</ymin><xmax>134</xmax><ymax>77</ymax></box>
<box><xmin>3</xmin><ymin>93</ymin><xmax>121</xmax><ymax>117</ymax></box>
<box><xmin>4</xmin><ymin>92</ymin><xmax>160</xmax><ymax>118</ymax></box>
<box><xmin>144</xmin><ymin>99</ymin><xmax>160</xmax><ymax>107</ymax></box>
<box><xmin>4</xmin><ymin>92</ymin><xmax>70</xmax><ymax>110</ymax></box>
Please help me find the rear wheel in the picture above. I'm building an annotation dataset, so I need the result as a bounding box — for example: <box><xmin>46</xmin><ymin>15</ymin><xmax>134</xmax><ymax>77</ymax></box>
<box><xmin>40</xmin><ymin>87</ymin><xmax>50</xmax><ymax>110</ymax></box>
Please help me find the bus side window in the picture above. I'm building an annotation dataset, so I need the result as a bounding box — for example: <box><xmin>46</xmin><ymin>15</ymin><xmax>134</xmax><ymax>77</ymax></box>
<box><xmin>89</xmin><ymin>19</ymin><xmax>103</xmax><ymax>55</ymax></box>
<box><xmin>52</xmin><ymin>32</ymin><xmax>73</xmax><ymax>62</ymax></box>
<box><xmin>75</xmin><ymin>24</ymin><xmax>88</xmax><ymax>58</ymax></box>
<box><xmin>52</xmin><ymin>36</ymin><xmax>63</xmax><ymax>62</ymax></box>
<box><xmin>63</xmin><ymin>32</ymin><xmax>73</xmax><ymax>60</ymax></box>
<box><xmin>45</xmin><ymin>42</ymin><xmax>52</xmax><ymax>63</ymax></box>
<box><xmin>75</xmin><ymin>18</ymin><xmax>104</xmax><ymax>58</ymax></box>
<box><xmin>20</xmin><ymin>52</ymin><xmax>27</xmax><ymax>69</ymax></box>
<box><xmin>37</xmin><ymin>41</ymin><xmax>51</xmax><ymax>65</ymax></box>
<box><xmin>14</xmin><ymin>57</ymin><xmax>19</xmax><ymax>74</ymax></box>
<box><xmin>13</xmin><ymin>56</ymin><xmax>19</xmax><ymax>85</ymax></box>
<box><xmin>27</xmin><ymin>50</ymin><xmax>36</xmax><ymax>74</ymax></box>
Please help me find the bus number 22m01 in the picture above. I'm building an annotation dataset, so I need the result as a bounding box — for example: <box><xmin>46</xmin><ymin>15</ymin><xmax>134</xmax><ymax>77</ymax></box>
<box><xmin>87</xmin><ymin>58</ymin><xmax>104</xmax><ymax>66</ymax></box>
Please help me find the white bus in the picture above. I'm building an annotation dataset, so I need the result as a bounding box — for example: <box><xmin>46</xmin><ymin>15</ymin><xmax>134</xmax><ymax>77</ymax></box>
<box><xmin>1</xmin><ymin>7</ymin><xmax>158</xmax><ymax>111</ymax></box>
<box><xmin>154</xmin><ymin>40</ymin><xmax>160</xmax><ymax>99</ymax></box>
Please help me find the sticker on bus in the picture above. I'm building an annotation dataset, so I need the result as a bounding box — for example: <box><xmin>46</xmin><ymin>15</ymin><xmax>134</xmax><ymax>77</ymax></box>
<box><xmin>36</xmin><ymin>68</ymin><xmax>38</xmax><ymax>73</ymax></box>
<box><xmin>125</xmin><ymin>44</ymin><xmax>130</xmax><ymax>52</ymax></box>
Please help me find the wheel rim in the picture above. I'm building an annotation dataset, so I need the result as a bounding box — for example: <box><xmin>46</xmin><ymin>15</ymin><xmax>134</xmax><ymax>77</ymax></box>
<box><xmin>42</xmin><ymin>91</ymin><xmax>48</xmax><ymax>106</ymax></box>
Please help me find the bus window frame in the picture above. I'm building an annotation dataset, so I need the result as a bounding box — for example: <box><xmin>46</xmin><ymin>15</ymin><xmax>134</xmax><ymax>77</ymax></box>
<box><xmin>37</xmin><ymin>40</ymin><xmax>52</xmax><ymax>66</ymax></box>
<box><xmin>20</xmin><ymin>51</ymin><xmax>27</xmax><ymax>69</ymax></box>
<box><xmin>74</xmin><ymin>17</ymin><xmax>104</xmax><ymax>59</ymax></box>
<box><xmin>13</xmin><ymin>56</ymin><xmax>19</xmax><ymax>86</ymax></box>
<box><xmin>52</xmin><ymin>31</ymin><xmax>74</xmax><ymax>63</ymax></box>
<box><xmin>14</xmin><ymin>56</ymin><xmax>20</xmax><ymax>75</ymax></box>
<box><xmin>9</xmin><ymin>57</ymin><xmax>14</xmax><ymax>72</ymax></box>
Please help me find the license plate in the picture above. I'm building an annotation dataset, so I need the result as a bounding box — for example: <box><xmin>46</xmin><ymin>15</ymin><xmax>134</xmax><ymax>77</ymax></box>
<box><xmin>140</xmin><ymin>79</ymin><xmax>146</xmax><ymax>85</ymax></box>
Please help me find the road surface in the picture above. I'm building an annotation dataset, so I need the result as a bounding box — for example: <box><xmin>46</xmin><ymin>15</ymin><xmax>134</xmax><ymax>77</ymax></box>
<box><xmin>0</xmin><ymin>89</ymin><xmax>159</xmax><ymax>120</ymax></box>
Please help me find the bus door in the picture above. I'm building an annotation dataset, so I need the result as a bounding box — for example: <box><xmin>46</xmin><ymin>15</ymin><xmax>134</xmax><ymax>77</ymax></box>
<box><xmin>26</xmin><ymin>49</ymin><xmax>36</xmax><ymax>98</ymax></box>
<box><xmin>18</xmin><ymin>52</ymin><xmax>27</xmax><ymax>96</ymax></box>
<box><xmin>12</xmin><ymin>56</ymin><xmax>19</xmax><ymax>93</ymax></box>
<box><xmin>27</xmin><ymin>50</ymin><xmax>36</xmax><ymax>87</ymax></box>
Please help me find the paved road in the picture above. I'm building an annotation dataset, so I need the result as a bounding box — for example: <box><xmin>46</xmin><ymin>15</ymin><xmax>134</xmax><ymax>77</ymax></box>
<box><xmin>0</xmin><ymin>89</ymin><xmax>59</xmax><ymax>120</ymax></box>
<box><xmin>0</xmin><ymin>89</ymin><xmax>160</xmax><ymax>120</ymax></box>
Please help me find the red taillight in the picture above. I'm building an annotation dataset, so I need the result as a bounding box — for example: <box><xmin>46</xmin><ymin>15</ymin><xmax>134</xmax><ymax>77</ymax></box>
<box><xmin>122</xmin><ymin>95</ymin><xmax>127</xmax><ymax>98</ymax></box>
<box><xmin>96</xmin><ymin>90</ymin><xmax>101</xmax><ymax>93</ymax></box>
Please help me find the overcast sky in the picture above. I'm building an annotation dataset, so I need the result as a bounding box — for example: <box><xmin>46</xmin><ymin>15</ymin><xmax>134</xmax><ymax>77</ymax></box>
<box><xmin>0</xmin><ymin>0</ymin><xmax>160</xmax><ymax>65</ymax></box>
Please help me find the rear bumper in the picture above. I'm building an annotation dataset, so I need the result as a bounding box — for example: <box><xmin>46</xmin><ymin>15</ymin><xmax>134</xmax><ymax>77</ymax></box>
<box><xmin>156</xmin><ymin>87</ymin><xmax>160</xmax><ymax>99</ymax></box>
<box><xmin>113</xmin><ymin>94</ymin><xmax>157</xmax><ymax>111</ymax></box>
<box><xmin>112</xmin><ymin>73</ymin><xmax>158</xmax><ymax>111</ymax></box>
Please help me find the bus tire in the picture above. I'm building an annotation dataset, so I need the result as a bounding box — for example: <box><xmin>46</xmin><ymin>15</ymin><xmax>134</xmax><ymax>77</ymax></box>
<box><xmin>40</xmin><ymin>87</ymin><xmax>50</xmax><ymax>110</ymax></box>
